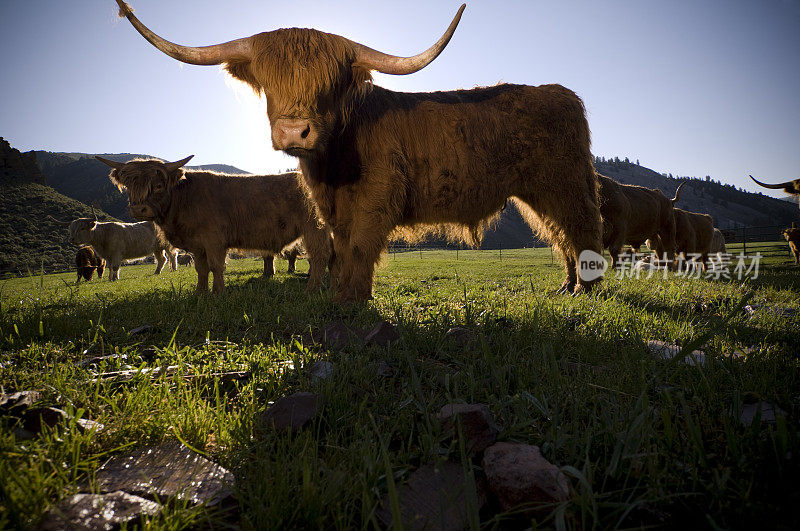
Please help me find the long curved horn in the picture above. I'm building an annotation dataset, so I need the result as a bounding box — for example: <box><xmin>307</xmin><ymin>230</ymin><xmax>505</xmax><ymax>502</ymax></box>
<box><xmin>351</xmin><ymin>4</ymin><xmax>465</xmax><ymax>75</ymax></box>
<box><xmin>164</xmin><ymin>155</ymin><xmax>194</xmax><ymax>173</ymax></box>
<box><xmin>115</xmin><ymin>1</ymin><xmax>251</xmax><ymax>66</ymax></box>
<box><xmin>671</xmin><ymin>181</ymin><xmax>686</xmax><ymax>204</ymax></box>
<box><xmin>95</xmin><ymin>156</ymin><xmax>125</xmax><ymax>170</ymax></box>
<box><xmin>749</xmin><ymin>174</ymin><xmax>797</xmax><ymax>190</ymax></box>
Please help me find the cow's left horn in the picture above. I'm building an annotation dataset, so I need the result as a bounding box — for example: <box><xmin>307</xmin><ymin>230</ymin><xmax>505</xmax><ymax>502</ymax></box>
<box><xmin>115</xmin><ymin>1</ymin><xmax>251</xmax><ymax>66</ymax></box>
<box><xmin>749</xmin><ymin>174</ymin><xmax>796</xmax><ymax>190</ymax></box>
<box><xmin>95</xmin><ymin>156</ymin><xmax>125</xmax><ymax>169</ymax></box>
<box><xmin>351</xmin><ymin>4</ymin><xmax>465</xmax><ymax>75</ymax></box>
<box><xmin>165</xmin><ymin>155</ymin><xmax>194</xmax><ymax>172</ymax></box>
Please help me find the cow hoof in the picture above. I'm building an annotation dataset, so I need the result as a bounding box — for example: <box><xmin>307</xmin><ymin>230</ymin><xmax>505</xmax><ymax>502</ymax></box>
<box><xmin>555</xmin><ymin>280</ymin><xmax>575</xmax><ymax>295</ymax></box>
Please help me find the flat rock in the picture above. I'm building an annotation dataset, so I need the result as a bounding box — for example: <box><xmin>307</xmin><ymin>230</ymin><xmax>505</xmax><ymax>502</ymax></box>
<box><xmin>376</xmin><ymin>462</ymin><xmax>486</xmax><ymax>531</ymax></box>
<box><xmin>95</xmin><ymin>442</ymin><xmax>233</xmax><ymax>506</ymax></box>
<box><xmin>482</xmin><ymin>442</ymin><xmax>570</xmax><ymax>513</ymax></box>
<box><xmin>0</xmin><ymin>390</ymin><xmax>41</xmax><ymax>416</ymax></box>
<box><xmin>36</xmin><ymin>491</ymin><xmax>161</xmax><ymax>531</ymax></box>
<box><xmin>309</xmin><ymin>361</ymin><xmax>334</xmax><ymax>383</ymax></box>
<box><xmin>646</xmin><ymin>340</ymin><xmax>706</xmax><ymax>367</ymax></box>
<box><xmin>319</xmin><ymin>321</ymin><xmax>359</xmax><ymax>350</ymax></box>
<box><xmin>127</xmin><ymin>324</ymin><xmax>153</xmax><ymax>336</ymax></box>
<box><xmin>445</xmin><ymin>327</ymin><xmax>478</xmax><ymax>348</ymax></box>
<box><xmin>258</xmin><ymin>392</ymin><xmax>321</xmax><ymax>433</ymax></box>
<box><xmin>364</xmin><ymin>321</ymin><xmax>400</xmax><ymax>346</ymax></box>
<box><xmin>436</xmin><ymin>403</ymin><xmax>499</xmax><ymax>455</ymax></box>
<box><xmin>740</xmin><ymin>401</ymin><xmax>787</xmax><ymax>426</ymax></box>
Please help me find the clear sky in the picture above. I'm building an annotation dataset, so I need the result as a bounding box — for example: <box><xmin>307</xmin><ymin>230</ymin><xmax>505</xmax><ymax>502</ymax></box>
<box><xmin>1</xmin><ymin>1</ymin><xmax>799</xmax><ymax>198</ymax></box>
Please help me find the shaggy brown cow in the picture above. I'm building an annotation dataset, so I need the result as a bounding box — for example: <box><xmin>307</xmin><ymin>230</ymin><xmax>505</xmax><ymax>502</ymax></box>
<box><xmin>750</xmin><ymin>175</ymin><xmax>800</xmax><ymax>206</ymax></box>
<box><xmin>598</xmin><ymin>175</ymin><xmax>682</xmax><ymax>268</ymax></box>
<box><xmin>97</xmin><ymin>156</ymin><xmax>332</xmax><ymax>294</ymax></box>
<box><xmin>279</xmin><ymin>240</ymin><xmax>306</xmax><ymax>274</ymax></box>
<box><xmin>114</xmin><ymin>2</ymin><xmax>604</xmax><ymax>301</ymax></box>
<box><xmin>669</xmin><ymin>208</ymin><xmax>714</xmax><ymax>272</ymax></box>
<box><xmin>75</xmin><ymin>246</ymin><xmax>106</xmax><ymax>283</ymax></box>
<box><xmin>176</xmin><ymin>252</ymin><xmax>194</xmax><ymax>267</ymax></box>
<box><xmin>68</xmin><ymin>217</ymin><xmax>176</xmax><ymax>280</ymax></box>
<box><xmin>784</xmin><ymin>222</ymin><xmax>800</xmax><ymax>264</ymax></box>
<box><xmin>710</xmin><ymin>228</ymin><xmax>727</xmax><ymax>254</ymax></box>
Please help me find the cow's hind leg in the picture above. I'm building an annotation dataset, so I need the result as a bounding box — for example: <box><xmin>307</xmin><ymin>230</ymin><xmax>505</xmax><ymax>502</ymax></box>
<box><xmin>154</xmin><ymin>251</ymin><xmax>167</xmax><ymax>275</ymax></box>
<box><xmin>302</xmin><ymin>224</ymin><xmax>333</xmax><ymax>292</ymax></box>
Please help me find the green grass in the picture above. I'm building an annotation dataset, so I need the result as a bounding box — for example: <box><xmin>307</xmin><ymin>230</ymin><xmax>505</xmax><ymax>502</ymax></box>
<box><xmin>1</xmin><ymin>247</ymin><xmax>799</xmax><ymax>529</ymax></box>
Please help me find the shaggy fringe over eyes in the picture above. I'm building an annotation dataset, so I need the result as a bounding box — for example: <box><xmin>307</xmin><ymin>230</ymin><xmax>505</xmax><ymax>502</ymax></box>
<box><xmin>108</xmin><ymin>158</ymin><xmax>180</xmax><ymax>200</ymax></box>
<box><xmin>225</xmin><ymin>29</ymin><xmax>373</xmax><ymax>124</ymax></box>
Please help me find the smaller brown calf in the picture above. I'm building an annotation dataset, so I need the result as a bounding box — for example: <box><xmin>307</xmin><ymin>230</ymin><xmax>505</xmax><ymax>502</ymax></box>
<box><xmin>75</xmin><ymin>246</ymin><xmax>106</xmax><ymax>283</ymax></box>
<box><xmin>99</xmin><ymin>156</ymin><xmax>332</xmax><ymax>294</ymax></box>
<box><xmin>784</xmin><ymin>223</ymin><xmax>800</xmax><ymax>264</ymax></box>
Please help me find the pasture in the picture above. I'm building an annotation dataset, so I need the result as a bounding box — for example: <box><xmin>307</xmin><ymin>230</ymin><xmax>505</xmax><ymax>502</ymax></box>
<box><xmin>1</xmin><ymin>246</ymin><xmax>799</xmax><ymax>528</ymax></box>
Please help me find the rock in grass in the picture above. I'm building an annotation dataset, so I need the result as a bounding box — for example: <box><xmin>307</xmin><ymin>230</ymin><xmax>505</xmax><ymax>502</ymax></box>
<box><xmin>258</xmin><ymin>392</ymin><xmax>322</xmax><ymax>433</ymax></box>
<box><xmin>0</xmin><ymin>390</ymin><xmax>41</xmax><ymax>416</ymax></box>
<box><xmin>482</xmin><ymin>442</ymin><xmax>570</xmax><ymax>513</ymax></box>
<box><xmin>436</xmin><ymin>403</ymin><xmax>499</xmax><ymax>455</ymax></box>
<box><xmin>445</xmin><ymin>327</ymin><xmax>478</xmax><ymax>348</ymax></box>
<box><xmin>365</xmin><ymin>320</ymin><xmax>400</xmax><ymax>346</ymax></box>
<box><xmin>95</xmin><ymin>442</ymin><xmax>233</xmax><ymax>506</ymax></box>
<box><xmin>320</xmin><ymin>321</ymin><xmax>358</xmax><ymax>350</ymax></box>
<box><xmin>36</xmin><ymin>491</ymin><xmax>161</xmax><ymax>530</ymax></box>
<box><xmin>740</xmin><ymin>400</ymin><xmax>787</xmax><ymax>427</ymax></box>
<box><xmin>376</xmin><ymin>462</ymin><xmax>486</xmax><ymax>531</ymax></box>
<box><xmin>309</xmin><ymin>360</ymin><xmax>334</xmax><ymax>383</ymax></box>
<box><xmin>127</xmin><ymin>324</ymin><xmax>153</xmax><ymax>336</ymax></box>
<box><xmin>646</xmin><ymin>340</ymin><xmax>706</xmax><ymax>367</ymax></box>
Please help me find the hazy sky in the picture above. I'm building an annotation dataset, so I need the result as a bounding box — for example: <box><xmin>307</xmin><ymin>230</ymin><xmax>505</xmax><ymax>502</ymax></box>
<box><xmin>1</xmin><ymin>1</ymin><xmax>799</xmax><ymax>198</ymax></box>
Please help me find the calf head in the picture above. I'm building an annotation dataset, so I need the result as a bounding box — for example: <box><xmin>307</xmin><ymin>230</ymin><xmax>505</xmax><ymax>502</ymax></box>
<box><xmin>114</xmin><ymin>1</ymin><xmax>464</xmax><ymax>161</ymax></box>
<box><xmin>97</xmin><ymin>155</ymin><xmax>194</xmax><ymax>222</ymax></box>
<box><xmin>69</xmin><ymin>218</ymin><xmax>98</xmax><ymax>245</ymax></box>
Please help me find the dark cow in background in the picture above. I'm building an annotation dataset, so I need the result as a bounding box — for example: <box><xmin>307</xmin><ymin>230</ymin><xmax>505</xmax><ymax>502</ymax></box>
<box><xmin>98</xmin><ymin>156</ymin><xmax>333</xmax><ymax>294</ymax></box>
<box><xmin>177</xmin><ymin>252</ymin><xmax>194</xmax><ymax>267</ymax></box>
<box><xmin>75</xmin><ymin>246</ymin><xmax>106</xmax><ymax>283</ymax></box>
<box><xmin>115</xmin><ymin>1</ymin><xmax>604</xmax><ymax>302</ymax></box>
<box><xmin>67</xmin><ymin>217</ymin><xmax>176</xmax><ymax>280</ymax></box>
<box><xmin>784</xmin><ymin>222</ymin><xmax>800</xmax><ymax>264</ymax></box>
<box><xmin>280</xmin><ymin>240</ymin><xmax>305</xmax><ymax>274</ymax></box>
<box><xmin>599</xmin><ymin>175</ymin><xmax>683</xmax><ymax>268</ymax></box>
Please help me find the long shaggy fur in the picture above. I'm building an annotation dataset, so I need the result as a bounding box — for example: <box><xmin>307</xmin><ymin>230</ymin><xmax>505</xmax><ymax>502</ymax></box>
<box><xmin>106</xmin><ymin>159</ymin><xmax>332</xmax><ymax>294</ymax></box>
<box><xmin>68</xmin><ymin>218</ymin><xmax>176</xmax><ymax>280</ymax></box>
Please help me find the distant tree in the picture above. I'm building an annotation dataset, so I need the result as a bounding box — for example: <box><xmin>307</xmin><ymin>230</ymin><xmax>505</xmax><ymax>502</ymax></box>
<box><xmin>669</xmin><ymin>173</ymin><xmax>673</xmax><ymax>179</ymax></box>
<box><xmin>624</xmin><ymin>157</ymin><xmax>630</xmax><ymax>164</ymax></box>
<box><xmin>636</xmin><ymin>159</ymin><xmax>640</xmax><ymax>165</ymax></box>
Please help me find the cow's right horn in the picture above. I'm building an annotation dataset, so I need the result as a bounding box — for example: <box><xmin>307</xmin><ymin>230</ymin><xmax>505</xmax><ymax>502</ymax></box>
<box><xmin>749</xmin><ymin>174</ymin><xmax>796</xmax><ymax>190</ymax></box>
<box><xmin>351</xmin><ymin>4</ymin><xmax>465</xmax><ymax>75</ymax></box>
<box><xmin>115</xmin><ymin>1</ymin><xmax>251</xmax><ymax>66</ymax></box>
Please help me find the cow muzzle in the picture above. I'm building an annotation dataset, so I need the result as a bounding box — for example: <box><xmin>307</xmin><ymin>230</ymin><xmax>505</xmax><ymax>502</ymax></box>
<box><xmin>272</xmin><ymin>118</ymin><xmax>317</xmax><ymax>153</ymax></box>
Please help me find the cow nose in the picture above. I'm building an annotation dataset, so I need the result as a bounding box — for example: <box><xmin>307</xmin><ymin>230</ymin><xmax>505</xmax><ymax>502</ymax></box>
<box><xmin>272</xmin><ymin>118</ymin><xmax>313</xmax><ymax>150</ymax></box>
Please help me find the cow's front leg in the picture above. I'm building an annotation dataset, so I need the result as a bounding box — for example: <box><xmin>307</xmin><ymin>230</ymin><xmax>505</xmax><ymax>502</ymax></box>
<box><xmin>193</xmin><ymin>251</ymin><xmax>210</xmax><ymax>293</ymax></box>
<box><xmin>336</xmin><ymin>217</ymin><xmax>393</xmax><ymax>303</ymax></box>
<box><xmin>207</xmin><ymin>248</ymin><xmax>227</xmax><ymax>294</ymax></box>
<box><xmin>263</xmin><ymin>254</ymin><xmax>275</xmax><ymax>277</ymax></box>
<box><xmin>154</xmin><ymin>250</ymin><xmax>167</xmax><ymax>274</ymax></box>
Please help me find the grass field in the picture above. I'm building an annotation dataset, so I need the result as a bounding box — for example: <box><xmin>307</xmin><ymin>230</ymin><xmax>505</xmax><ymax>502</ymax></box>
<box><xmin>1</xmin><ymin>245</ymin><xmax>799</xmax><ymax>529</ymax></box>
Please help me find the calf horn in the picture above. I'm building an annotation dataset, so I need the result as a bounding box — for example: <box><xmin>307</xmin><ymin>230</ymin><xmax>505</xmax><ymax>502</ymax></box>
<box><xmin>351</xmin><ymin>4</ymin><xmax>466</xmax><ymax>75</ymax></box>
<box><xmin>749</xmin><ymin>174</ymin><xmax>796</xmax><ymax>190</ymax></box>
<box><xmin>115</xmin><ymin>1</ymin><xmax>251</xmax><ymax>66</ymax></box>
<box><xmin>47</xmin><ymin>215</ymin><xmax>71</xmax><ymax>226</ymax></box>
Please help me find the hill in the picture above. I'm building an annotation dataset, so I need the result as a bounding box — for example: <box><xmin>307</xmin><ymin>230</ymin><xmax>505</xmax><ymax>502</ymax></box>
<box><xmin>34</xmin><ymin>151</ymin><xmax>250</xmax><ymax>221</ymax></box>
<box><xmin>1</xmin><ymin>140</ymin><xmax>115</xmax><ymax>276</ymax></box>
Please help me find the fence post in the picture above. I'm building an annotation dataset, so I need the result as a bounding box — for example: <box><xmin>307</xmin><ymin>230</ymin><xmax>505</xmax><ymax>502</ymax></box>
<box><xmin>742</xmin><ymin>226</ymin><xmax>747</xmax><ymax>256</ymax></box>
<box><xmin>419</xmin><ymin>245</ymin><xmax>422</xmax><ymax>259</ymax></box>
<box><xmin>499</xmin><ymin>241</ymin><xmax>502</xmax><ymax>261</ymax></box>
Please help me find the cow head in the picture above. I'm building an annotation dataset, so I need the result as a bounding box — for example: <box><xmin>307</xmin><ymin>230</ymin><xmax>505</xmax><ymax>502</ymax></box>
<box><xmin>114</xmin><ymin>1</ymin><xmax>464</xmax><ymax>160</ymax></box>
<box><xmin>69</xmin><ymin>218</ymin><xmax>98</xmax><ymax>245</ymax></box>
<box><xmin>750</xmin><ymin>175</ymin><xmax>800</xmax><ymax>206</ymax></box>
<box><xmin>97</xmin><ymin>155</ymin><xmax>194</xmax><ymax>222</ymax></box>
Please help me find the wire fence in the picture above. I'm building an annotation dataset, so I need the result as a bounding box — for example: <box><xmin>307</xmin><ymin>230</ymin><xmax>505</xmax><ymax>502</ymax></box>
<box><xmin>1</xmin><ymin>224</ymin><xmax>795</xmax><ymax>279</ymax></box>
